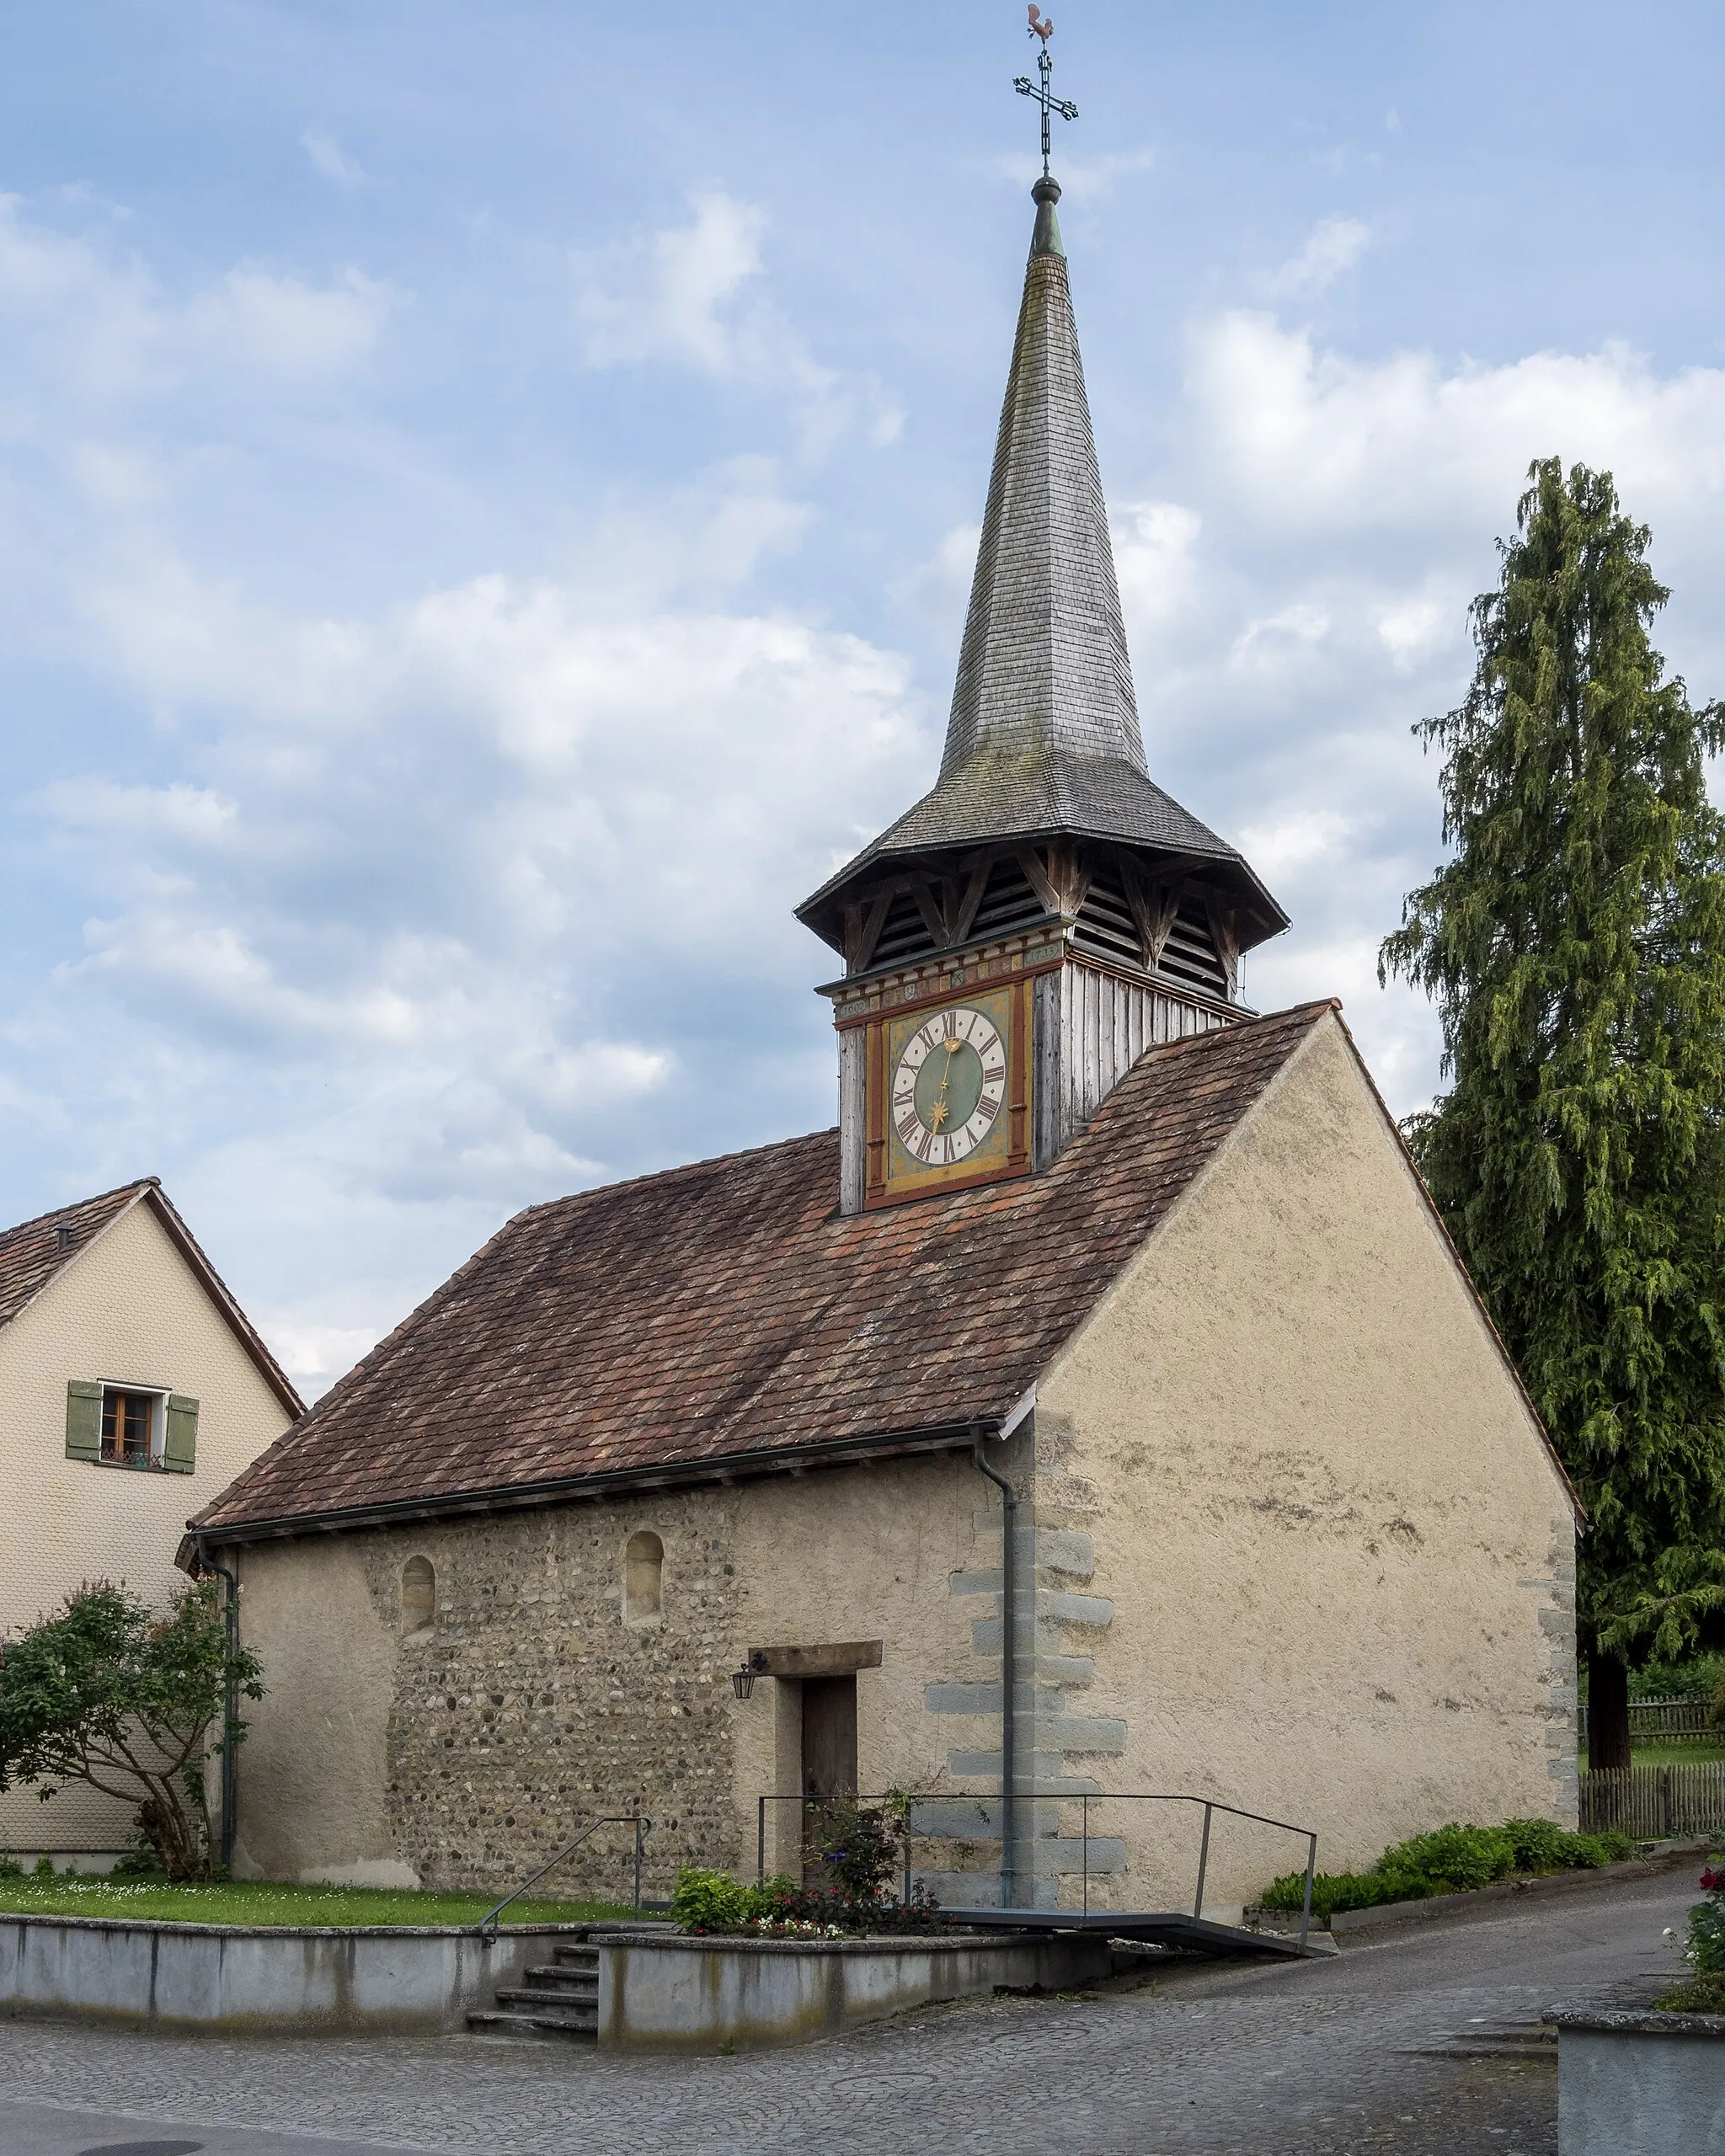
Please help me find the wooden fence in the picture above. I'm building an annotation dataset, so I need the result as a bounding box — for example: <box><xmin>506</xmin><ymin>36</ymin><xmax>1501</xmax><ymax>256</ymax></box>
<box><xmin>1580</xmin><ymin>1764</ymin><xmax>1725</xmax><ymax>1838</ymax></box>
<box><xmin>1577</xmin><ymin>1695</ymin><xmax>1722</xmax><ymax>1748</ymax></box>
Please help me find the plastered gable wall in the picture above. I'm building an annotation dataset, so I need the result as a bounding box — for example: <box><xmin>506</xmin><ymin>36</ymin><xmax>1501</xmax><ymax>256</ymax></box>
<box><xmin>0</xmin><ymin>1197</ymin><xmax>292</xmax><ymax>1854</ymax></box>
<box><xmin>1033</xmin><ymin>1011</ymin><xmax>1578</xmax><ymax>1917</ymax></box>
<box><xmin>232</xmin><ymin>1451</ymin><xmax>984</xmax><ymax>1895</ymax></box>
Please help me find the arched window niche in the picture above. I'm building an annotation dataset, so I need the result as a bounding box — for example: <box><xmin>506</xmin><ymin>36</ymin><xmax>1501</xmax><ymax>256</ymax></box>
<box><xmin>401</xmin><ymin>1555</ymin><xmax>435</xmax><ymax>1636</ymax></box>
<box><xmin>624</xmin><ymin>1531</ymin><xmax>664</xmax><ymax>1625</ymax></box>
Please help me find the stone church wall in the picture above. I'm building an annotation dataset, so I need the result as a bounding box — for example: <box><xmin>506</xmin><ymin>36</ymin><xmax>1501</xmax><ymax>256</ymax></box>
<box><xmin>231</xmin><ymin>1449</ymin><xmax>987</xmax><ymax>1898</ymax></box>
<box><xmin>1031</xmin><ymin>1010</ymin><xmax>1579</xmax><ymax>1919</ymax></box>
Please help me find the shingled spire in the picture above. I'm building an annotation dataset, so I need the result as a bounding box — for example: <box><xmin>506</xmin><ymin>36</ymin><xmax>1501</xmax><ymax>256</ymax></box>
<box><xmin>799</xmin><ymin>179</ymin><xmax>1285</xmax><ymax>949</ymax></box>
<box><xmin>940</xmin><ymin>172</ymin><xmax>1143</xmax><ymax>787</ymax></box>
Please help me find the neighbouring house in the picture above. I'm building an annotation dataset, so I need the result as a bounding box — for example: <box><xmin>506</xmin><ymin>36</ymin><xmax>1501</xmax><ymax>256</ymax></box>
<box><xmin>187</xmin><ymin>174</ymin><xmax>1581</xmax><ymax>1920</ymax></box>
<box><xmin>0</xmin><ymin>1179</ymin><xmax>301</xmax><ymax>1867</ymax></box>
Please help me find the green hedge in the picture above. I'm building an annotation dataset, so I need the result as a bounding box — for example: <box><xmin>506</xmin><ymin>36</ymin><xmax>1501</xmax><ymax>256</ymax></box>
<box><xmin>1260</xmin><ymin>1818</ymin><xmax>1634</xmax><ymax>1921</ymax></box>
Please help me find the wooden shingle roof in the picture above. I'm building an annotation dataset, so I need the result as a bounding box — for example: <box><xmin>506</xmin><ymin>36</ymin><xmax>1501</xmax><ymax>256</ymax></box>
<box><xmin>195</xmin><ymin>1003</ymin><xmax>1332</xmax><ymax>1541</ymax></box>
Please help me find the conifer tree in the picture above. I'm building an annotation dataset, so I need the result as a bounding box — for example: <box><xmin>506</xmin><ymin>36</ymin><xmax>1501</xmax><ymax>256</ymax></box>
<box><xmin>1382</xmin><ymin>457</ymin><xmax>1725</xmax><ymax>1769</ymax></box>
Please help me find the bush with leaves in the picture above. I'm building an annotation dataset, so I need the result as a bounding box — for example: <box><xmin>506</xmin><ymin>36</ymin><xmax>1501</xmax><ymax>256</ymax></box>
<box><xmin>806</xmin><ymin>1797</ymin><xmax>909</xmax><ymax>1902</ymax></box>
<box><xmin>0</xmin><ymin>1581</ymin><xmax>262</xmax><ymax>1881</ymax></box>
<box><xmin>1262</xmin><ymin>1816</ymin><xmax>1634</xmax><ymax>1919</ymax></box>
<box><xmin>1680</xmin><ymin>1863</ymin><xmax>1725</xmax><ymax>1976</ymax></box>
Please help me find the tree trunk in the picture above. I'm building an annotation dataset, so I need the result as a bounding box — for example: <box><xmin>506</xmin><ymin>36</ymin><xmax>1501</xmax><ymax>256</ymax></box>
<box><xmin>1587</xmin><ymin>1646</ymin><xmax>1632</xmax><ymax>1771</ymax></box>
<box><xmin>139</xmin><ymin>1787</ymin><xmax>211</xmax><ymax>1881</ymax></box>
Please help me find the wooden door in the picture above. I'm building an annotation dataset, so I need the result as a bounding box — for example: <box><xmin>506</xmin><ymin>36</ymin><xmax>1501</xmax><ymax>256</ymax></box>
<box><xmin>801</xmin><ymin>1675</ymin><xmax>858</xmax><ymax>1878</ymax></box>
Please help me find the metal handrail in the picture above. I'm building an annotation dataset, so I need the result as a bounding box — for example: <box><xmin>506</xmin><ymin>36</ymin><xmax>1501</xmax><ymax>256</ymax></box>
<box><xmin>476</xmin><ymin>1812</ymin><xmax>651</xmax><ymax>1948</ymax></box>
<box><xmin>1071</xmin><ymin>1791</ymin><xmax>1318</xmax><ymax>1950</ymax></box>
<box><xmin>756</xmin><ymin>1787</ymin><xmax>1318</xmax><ymax>1950</ymax></box>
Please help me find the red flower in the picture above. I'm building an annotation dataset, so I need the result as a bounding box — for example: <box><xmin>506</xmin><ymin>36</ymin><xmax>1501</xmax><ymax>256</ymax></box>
<box><xmin>1700</xmin><ymin>1866</ymin><xmax>1722</xmax><ymax>1892</ymax></box>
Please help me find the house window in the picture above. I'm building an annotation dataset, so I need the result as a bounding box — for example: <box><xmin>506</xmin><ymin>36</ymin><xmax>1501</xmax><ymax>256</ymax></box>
<box><xmin>101</xmin><ymin>1388</ymin><xmax>158</xmax><ymax>1467</ymax></box>
<box><xmin>624</xmin><ymin>1531</ymin><xmax>664</xmax><ymax>1624</ymax></box>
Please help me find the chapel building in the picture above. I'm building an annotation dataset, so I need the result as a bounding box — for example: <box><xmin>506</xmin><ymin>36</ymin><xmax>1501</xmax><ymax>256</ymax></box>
<box><xmin>189</xmin><ymin>173</ymin><xmax>1580</xmax><ymax>1919</ymax></box>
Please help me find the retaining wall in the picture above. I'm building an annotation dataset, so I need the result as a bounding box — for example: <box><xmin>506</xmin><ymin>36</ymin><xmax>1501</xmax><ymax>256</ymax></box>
<box><xmin>1551</xmin><ymin>2007</ymin><xmax>1725</xmax><ymax>2154</ymax></box>
<box><xmin>594</xmin><ymin>1929</ymin><xmax>1115</xmax><ymax>2050</ymax></box>
<box><xmin>0</xmin><ymin>1915</ymin><xmax>572</xmax><ymax>2033</ymax></box>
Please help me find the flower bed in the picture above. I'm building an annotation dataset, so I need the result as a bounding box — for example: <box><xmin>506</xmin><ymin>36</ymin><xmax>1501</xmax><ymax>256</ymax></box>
<box><xmin>1260</xmin><ymin>1817</ymin><xmax>1635</xmax><ymax>1924</ymax></box>
<box><xmin>1655</xmin><ymin>1860</ymin><xmax>1725</xmax><ymax>2011</ymax></box>
<box><xmin>670</xmin><ymin>1867</ymin><xmax>959</xmax><ymax>1939</ymax></box>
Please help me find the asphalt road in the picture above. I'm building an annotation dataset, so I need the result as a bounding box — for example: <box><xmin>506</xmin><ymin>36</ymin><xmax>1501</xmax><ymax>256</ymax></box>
<box><xmin>0</xmin><ymin>1864</ymin><xmax>1700</xmax><ymax>2156</ymax></box>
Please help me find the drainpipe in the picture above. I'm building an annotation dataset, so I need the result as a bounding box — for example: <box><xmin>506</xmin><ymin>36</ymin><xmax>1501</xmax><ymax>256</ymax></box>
<box><xmin>195</xmin><ymin>1538</ymin><xmax>239</xmax><ymax>1875</ymax></box>
<box><xmin>972</xmin><ymin>1406</ymin><xmax>1026</xmax><ymax>1911</ymax></box>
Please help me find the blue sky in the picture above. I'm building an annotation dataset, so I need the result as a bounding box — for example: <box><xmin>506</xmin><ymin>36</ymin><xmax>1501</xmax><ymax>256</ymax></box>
<box><xmin>6</xmin><ymin>2</ymin><xmax>1725</xmax><ymax>1396</ymax></box>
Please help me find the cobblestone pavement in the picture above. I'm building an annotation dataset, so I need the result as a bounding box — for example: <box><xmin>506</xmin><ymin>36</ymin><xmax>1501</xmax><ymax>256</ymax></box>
<box><xmin>0</xmin><ymin>1868</ymin><xmax>1697</xmax><ymax>2156</ymax></box>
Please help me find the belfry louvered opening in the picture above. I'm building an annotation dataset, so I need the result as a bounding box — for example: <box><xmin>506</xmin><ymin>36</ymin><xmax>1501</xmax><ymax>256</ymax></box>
<box><xmin>1071</xmin><ymin>866</ymin><xmax>1231</xmax><ymax>1001</ymax></box>
<box><xmin>869</xmin><ymin>889</ymin><xmax>939</xmax><ymax>969</ymax></box>
<box><xmin>970</xmin><ymin>856</ymin><xmax>1048</xmax><ymax>942</ymax></box>
<box><xmin>1071</xmin><ymin>861</ymin><xmax>1141</xmax><ymax>968</ymax></box>
<box><xmin>1159</xmin><ymin>899</ymin><xmax>1229</xmax><ymax>999</ymax></box>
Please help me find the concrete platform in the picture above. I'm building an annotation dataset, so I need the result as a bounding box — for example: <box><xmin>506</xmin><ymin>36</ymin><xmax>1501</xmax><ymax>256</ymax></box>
<box><xmin>948</xmin><ymin>1907</ymin><xmax>1331</xmax><ymax>1957</ymax></box>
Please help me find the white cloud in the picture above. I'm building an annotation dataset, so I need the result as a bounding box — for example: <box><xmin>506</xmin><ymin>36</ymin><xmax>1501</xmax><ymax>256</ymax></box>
<box><xmin>181</xmin><ymin>266</ymin><xmax>395</xmax><ymax>376</ymax></box>
<box><xmin>0</xmin><ymin>195</ymin><xmax>395</xmax><ymax>403</ymax></box>
<box><xmin>1188</xmin><ymin>313</ymin><xmax>1725</xmax><ymax>536</ymax></box>
<box><xmin>300</xmin><ymin>131</ymin><xmax>366</xmax><ymax>189</ymax></box>
<box><xmin>574</xmin><ymin>190</ymin><xmax>900</xmax><ymax>460</ymax></box>
<box><xmin>1112</xmin><ymin>501</ymin><xmax>1202</xmax><ymax>636</ymax></box>
<box><xmin>1265</xmin><ymin>217</ymin><xmax>1372</xmax><ymax>301</ymax></box>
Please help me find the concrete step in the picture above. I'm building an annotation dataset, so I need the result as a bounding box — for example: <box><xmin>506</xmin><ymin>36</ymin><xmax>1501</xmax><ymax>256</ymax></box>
<box><xmin>494</xmin><ymin>1983</ymin><xmax>596</xmax><ymax>2009</ymax></box>
<box><xmin>551</xmin><ymin>1945</ymin><xmax>601</xmax><ymax>1968</ymax></box>
<box><xmin>467</xmin><ymin>2005</ymin><xmax>597</xmax><ymax>2041</ymax></box>
<box><xmin>1404</xmin><ymin>2021</ymin><xmax>1559</xmax><ymax>2063</ymax></box>
<box><xmin>519</xmin><ymin>1963</ymin><xmax>598</xmax><ymax>1992</ymax></box>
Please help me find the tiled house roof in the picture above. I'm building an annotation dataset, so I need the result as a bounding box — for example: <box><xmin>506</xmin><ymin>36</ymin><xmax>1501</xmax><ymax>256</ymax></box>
<box><xmin>0</xmin><ymin>1179</ymin><xmax>302</xmax><ymax>1416</ymax></box>
<box><xmin>194</xmin><ymin>1003</ymin><xmax>1334</xmax><ymax>1540</ymax></box>
<box><xmin>0</xmin><ymin>1181</ymin><xmax>148</xmax><ymax>1328</ymax></box>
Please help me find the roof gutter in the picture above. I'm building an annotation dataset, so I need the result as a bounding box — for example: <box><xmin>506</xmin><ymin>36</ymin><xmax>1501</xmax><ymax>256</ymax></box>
<box><xmin>184</xmin><ymin>1415</ymin><xmax>1003</xmax><ymax>1552</ymax></box>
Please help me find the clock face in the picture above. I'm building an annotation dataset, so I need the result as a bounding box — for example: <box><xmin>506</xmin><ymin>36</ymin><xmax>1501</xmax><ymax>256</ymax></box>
<box><xmin>889</xmin><ymin>1004</ymin><xmax>1009</xmax><ymax>1169</ymax></box>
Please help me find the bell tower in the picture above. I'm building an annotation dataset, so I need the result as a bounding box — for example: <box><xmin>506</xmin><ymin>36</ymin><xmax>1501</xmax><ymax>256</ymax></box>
<box><xmin>798</xmin><ymin>73</ymin><xmax>1286</xmax><ymax>1216</ymax></box>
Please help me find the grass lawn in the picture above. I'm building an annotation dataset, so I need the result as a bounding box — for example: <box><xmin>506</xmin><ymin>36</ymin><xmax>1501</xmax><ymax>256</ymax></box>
<box><xmin>1629</xmin><ymin>1741</ymin><xmax>1725</xmax><ymax>1767</ymax></box>
<box><xmin>1577</xmin><ymin>1741</ymin><xmax>1725</xmax><ymax>1768</ymax></box>
<box><xmin>0</xmin><ymin>1876</ymin><xmax>639</xmax><ymax>1928</ymax></box>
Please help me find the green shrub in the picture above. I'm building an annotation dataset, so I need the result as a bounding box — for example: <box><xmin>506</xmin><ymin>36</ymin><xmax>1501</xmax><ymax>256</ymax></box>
<box><xmin>1653</xmin><ymin>1973</ymin><xmax>1725</xmax><ymax>2014</ymax></box>
<box><xmin>1262</xmin><ymin>1816</ymin><xmax>1637</xmax><ymax>1921</ymax></box>
<box><xmin>1379</xmin><ymin>1823</ymin><xmax>1516</xmax><ymax>1891</ymax></box>
<box><xmin>1261</xmin><ymin>1867</ymin><xmax>1426</xmax><ymax>1919</ymax></box>
<box><xmin>1504</xmin><ymin>1818</ymin><xmax>1632</xmax><ymax>1871</ymax></box>
<box><xmin>0</xmin><ymin>1854</ymin><xmax>21</xmax><ymax>1881</ymax></box>
<box><xmin>1687</xmin><ymin>1865</ymin><xmax>1725</xmax><ymax>1974</ymax></box>
<box><xmin>670</xmin><ymin>1865</ymin><xmax>748</xmax><ymax>1933</ymax></box>
<box><xmin>1627</xmin><ymin>1651</ymin><xmax>1725</xmax><ymax>1704</ymax></box>
<box><xmin>741</xmin><ymin>1874</ymin><xmax>798</xmax><ymax>1921</ymax></box>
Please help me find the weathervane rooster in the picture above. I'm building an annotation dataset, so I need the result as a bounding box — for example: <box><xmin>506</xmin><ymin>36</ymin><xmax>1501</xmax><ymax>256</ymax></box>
<box><xmin>1015</xmin><ymin>8</ymin><xmax>1076</xmax><ymax>177</ymax></box>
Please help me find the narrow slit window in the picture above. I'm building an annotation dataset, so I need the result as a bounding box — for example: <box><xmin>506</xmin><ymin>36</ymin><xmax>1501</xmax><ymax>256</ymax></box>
<box><xmin>402</xmin><ymin>1556</ymin><xmax>435</xmax><ymax>1634</ymax></box>
<box><xmin>100</xmin><ymin>1388</ymin><xmax>156</xmax><ymax>1467</ymax></box>
<box><xmin>624</xmin><ymin>1532</ymin><xmax>664</xmax><ymax>1624</ymax></box>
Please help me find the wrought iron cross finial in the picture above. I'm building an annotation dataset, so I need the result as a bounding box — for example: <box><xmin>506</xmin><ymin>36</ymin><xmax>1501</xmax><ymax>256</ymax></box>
<box><xmin>1014</xmin><ymin>7</ymin><xmax>1077</xmax><ymax>179</ymax></box>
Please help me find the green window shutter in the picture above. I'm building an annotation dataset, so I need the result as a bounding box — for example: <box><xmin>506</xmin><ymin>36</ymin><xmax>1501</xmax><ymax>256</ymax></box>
<box><xmin>163</xmin><ymin>1395</ymin><xmax>199</xmax><ymax>1475</ymax></box>
<box><xmin>65</xmin><ymin>1380</ymin><xmax>102</xmax><ymax>1462</ymax></box>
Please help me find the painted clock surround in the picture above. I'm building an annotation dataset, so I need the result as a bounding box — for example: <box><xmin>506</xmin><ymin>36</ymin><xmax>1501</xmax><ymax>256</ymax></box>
<box><xmin>860</xmin><ymin>974</ymin><xmax>1034</xmax><ymax>1208</ymax></box>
